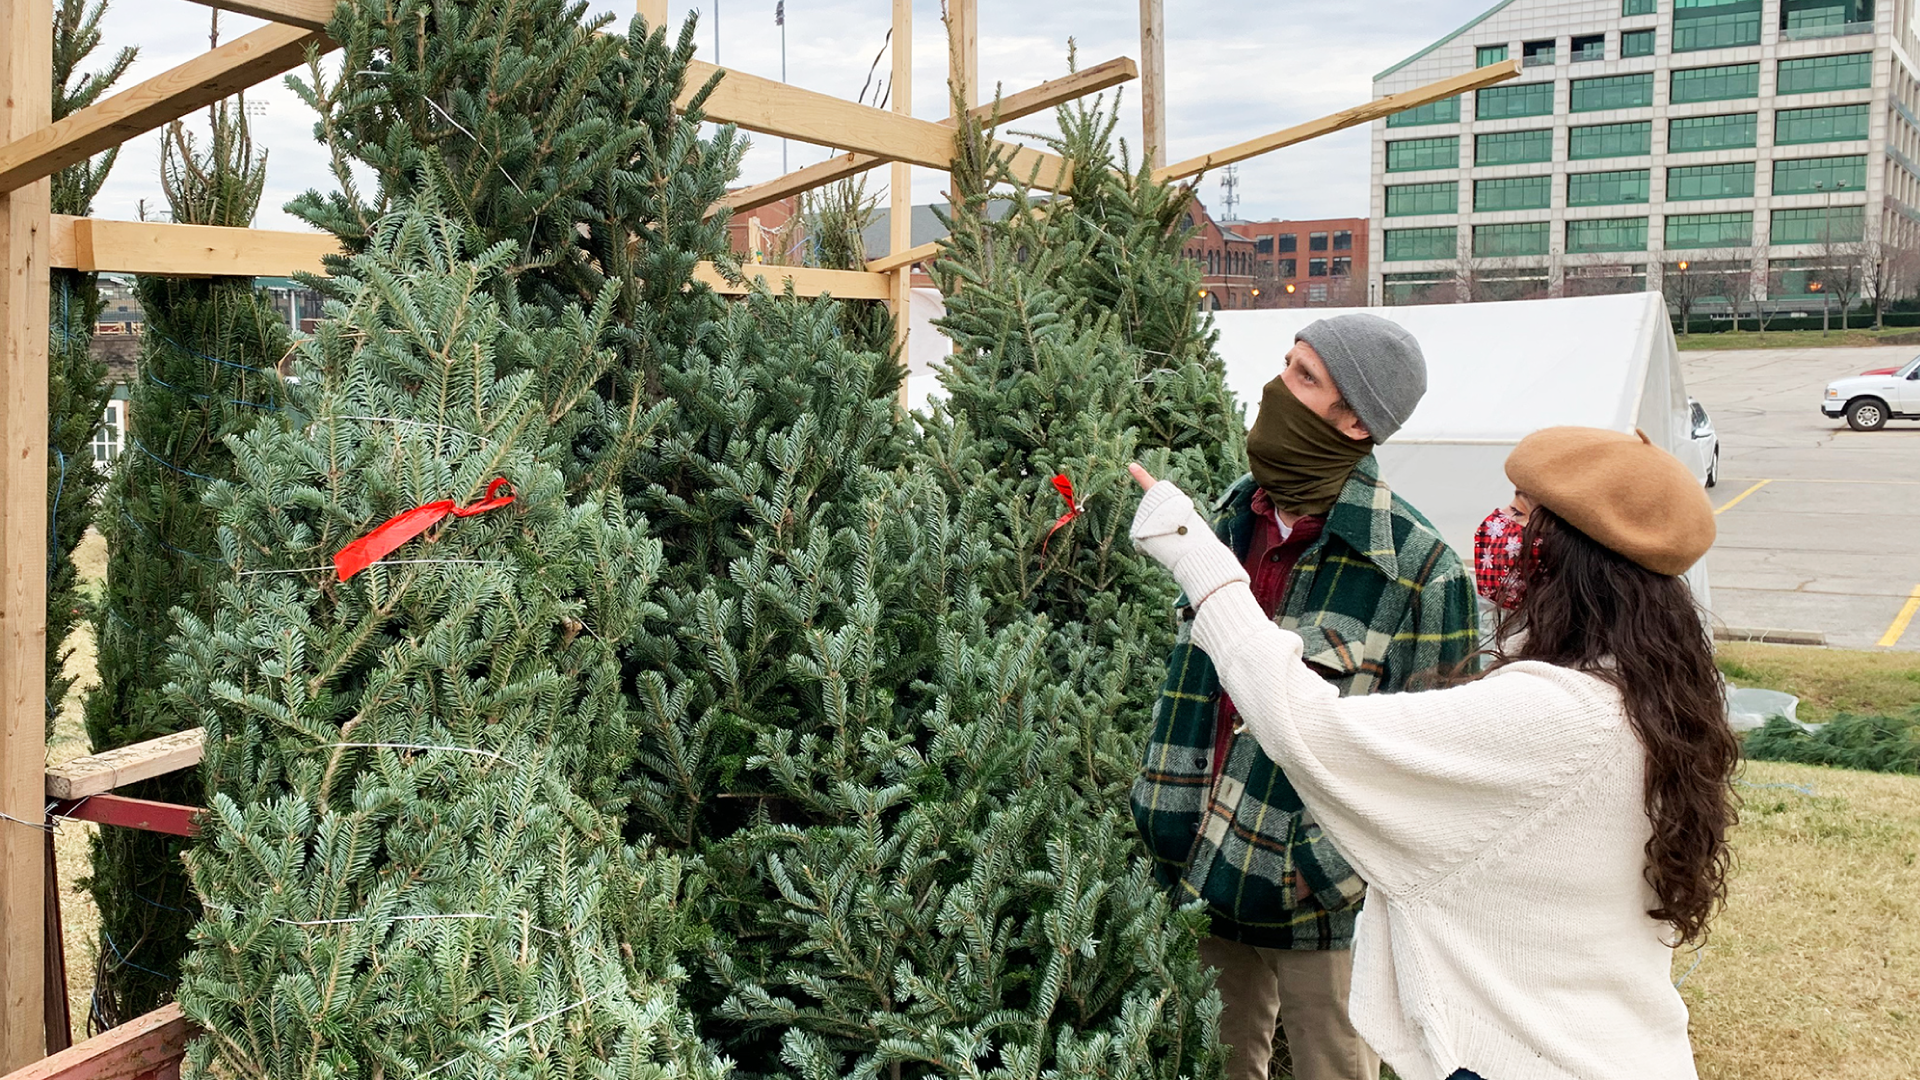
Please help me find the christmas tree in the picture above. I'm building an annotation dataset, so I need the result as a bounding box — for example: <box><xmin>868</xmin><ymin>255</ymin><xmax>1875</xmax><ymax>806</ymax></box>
<box><xmin>47</xmin><ymin>0</ymin><xmax>135</xmax><ymax>740</ymax></box>
<box><xmin>82</xmin><ymin>94</ymin><xmax>290</xmax><ymax>1024</ymax></box>
<box><xmin>172</xmin><ymin>209</ymin><xmax>720</xmax><ymax>1080</ymax></box>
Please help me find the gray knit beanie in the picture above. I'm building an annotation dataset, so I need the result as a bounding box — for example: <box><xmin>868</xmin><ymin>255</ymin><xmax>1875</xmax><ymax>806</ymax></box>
<box><xmin>1294</xmin><ymin>313</ymin><xmax>1428</xmax><ymax>443</ymax></box>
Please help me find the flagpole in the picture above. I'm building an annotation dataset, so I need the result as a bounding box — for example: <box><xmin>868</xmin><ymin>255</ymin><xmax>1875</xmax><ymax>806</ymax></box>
<box><xmin>713</xmin><ymin>0</ymin><xmax>720</xmax><ymax>62</ymax></box>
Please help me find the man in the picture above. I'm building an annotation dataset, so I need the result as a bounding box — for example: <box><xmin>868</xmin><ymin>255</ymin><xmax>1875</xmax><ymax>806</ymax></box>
<box><xmin>1132</xmin><ymin>313</ymin><xmax>1478</xmax><ymax>1080</ymax></box>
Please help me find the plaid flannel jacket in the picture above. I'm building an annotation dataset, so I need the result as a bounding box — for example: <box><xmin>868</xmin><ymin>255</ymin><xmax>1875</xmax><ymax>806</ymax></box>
<box><xmin>1130</xmin><ymin>457</ymin><xmax>1479</xmax><ymax>950</ymax></box>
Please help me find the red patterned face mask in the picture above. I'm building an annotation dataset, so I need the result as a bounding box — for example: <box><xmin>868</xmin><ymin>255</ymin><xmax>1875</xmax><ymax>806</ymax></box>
<box><xmin>1473</xmin><ymin>508</ymin><xmax>1537</xmax><ymax>611</ymax></box>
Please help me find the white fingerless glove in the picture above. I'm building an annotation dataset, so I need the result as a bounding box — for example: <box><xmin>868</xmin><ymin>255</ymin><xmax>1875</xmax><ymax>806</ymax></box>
<box><xmin>1130</xmin><ymin>480</ymin><xmax>1249</xmax><ymax>605</ymax></box>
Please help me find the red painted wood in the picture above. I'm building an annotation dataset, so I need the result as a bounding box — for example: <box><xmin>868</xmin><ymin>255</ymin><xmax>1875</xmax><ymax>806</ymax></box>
<box><xmin>0</xmin><ymin>1004</ymin><xmax>190</xmax><ymax>1080</ymax></box>
<box><xmin>48</xmin><ymin>795</ymin><xmax>199</xmax><ymax>838</ymax></box>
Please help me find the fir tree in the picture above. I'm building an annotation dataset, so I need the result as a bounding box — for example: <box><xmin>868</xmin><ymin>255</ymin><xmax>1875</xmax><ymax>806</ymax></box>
<box><xmin>173</xmin><ymin>210</ymin><xmax>720</xmax><ymax>1080</ymax></box>
<box><xmin>82</xmin><ymin>97</ymin><xmax>290</xmax><ymax>1024</ymax></box>
<box><xmin>286</xmin><ymin>0</ymin><xmax>743</xmax><ymax>491</ymax></box>
<box><xmin>47</xmin><ymin>0</ymin><xmax>135</xmax><ymax>739</ymax></box>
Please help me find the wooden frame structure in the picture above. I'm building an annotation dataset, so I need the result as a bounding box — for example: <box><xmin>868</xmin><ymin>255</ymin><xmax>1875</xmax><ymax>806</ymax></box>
<box><xmin>0</xmin><ymin>0</ymin><xmax>1519</xmax><ymax>1071</ymax></box>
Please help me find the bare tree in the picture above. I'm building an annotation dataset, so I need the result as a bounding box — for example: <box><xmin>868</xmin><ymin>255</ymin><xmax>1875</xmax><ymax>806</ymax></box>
<box><xmin>1863</xmin><ymin>206</ymin><xmax>1920</xmax><ymax>329</ymax></box>
<box><xmin>1662</xmin><ymin>251</ymin><xmax>1743</xmax><ymax>333</ymax></box>
<box><xmin>1812</xmin><ymin>232</ymin><xmax>1867</xmax><ymax>331</ymax></box>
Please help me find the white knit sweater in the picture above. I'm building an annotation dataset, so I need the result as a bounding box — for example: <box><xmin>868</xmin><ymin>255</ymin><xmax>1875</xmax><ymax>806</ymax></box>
<box><xmin>1131</xmin><ymin>480</ymin><xmax>1696</xmax><ymax>1080</ymax></box>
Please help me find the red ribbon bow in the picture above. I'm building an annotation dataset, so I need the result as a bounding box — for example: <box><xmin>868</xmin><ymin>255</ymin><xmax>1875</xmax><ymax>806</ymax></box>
<box><xmin>334</xmin><ymin>478</ymin><xmax>516</xmax><ymax>581</ymax></box>
<box><xmin>1042</xmin><ymin>474</ymin><xmax>1085</xmax><ymax>555</ymax></box>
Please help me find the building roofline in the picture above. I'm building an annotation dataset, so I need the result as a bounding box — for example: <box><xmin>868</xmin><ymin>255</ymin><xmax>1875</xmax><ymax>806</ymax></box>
<box><xmin>1375</xmin><ymin>0</ymin><xmax>1520</xmax><ymax>82</ymax></box>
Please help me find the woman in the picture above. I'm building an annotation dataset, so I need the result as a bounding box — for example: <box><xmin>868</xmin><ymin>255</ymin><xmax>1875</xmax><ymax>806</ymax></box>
<box><xmin>1128</xmin><ymin>427</ymin><xmax>1737</xmax><ymax>1080</ymax></box>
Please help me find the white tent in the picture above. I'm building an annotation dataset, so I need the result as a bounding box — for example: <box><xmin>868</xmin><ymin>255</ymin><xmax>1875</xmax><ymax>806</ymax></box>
<box><xmin>1211</xmin><ymin>292</ymin><xmax>1710</xmax><ymax>601</ymax></box>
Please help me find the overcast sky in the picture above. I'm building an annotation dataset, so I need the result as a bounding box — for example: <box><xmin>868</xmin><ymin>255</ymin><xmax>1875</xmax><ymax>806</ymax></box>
<box><xmin>88</xmin><ymin>0</ymin><xmax>1486</xmax><ymax>231</ymax></box>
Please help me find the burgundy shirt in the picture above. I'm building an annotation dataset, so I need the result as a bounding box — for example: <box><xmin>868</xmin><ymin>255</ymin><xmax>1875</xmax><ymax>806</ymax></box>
<box><xmin>1212</xmin><ymin>488</ymin><xmax>1325</xmax><ymax>783</ymax></box>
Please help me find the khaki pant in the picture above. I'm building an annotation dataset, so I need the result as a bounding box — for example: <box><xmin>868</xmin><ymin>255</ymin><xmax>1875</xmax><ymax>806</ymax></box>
<box><xmin>1200</xmin><ymin>936</ymin><xmax>1381</xmax><ymax>1080</ymax></box>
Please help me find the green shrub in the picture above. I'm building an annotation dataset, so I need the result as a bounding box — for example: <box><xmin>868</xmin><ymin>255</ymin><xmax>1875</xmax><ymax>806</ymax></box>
<box><xmin>1742</xmin><ymin>709</ymin><xmax>1920</xmax><ymax>775</ymax></box>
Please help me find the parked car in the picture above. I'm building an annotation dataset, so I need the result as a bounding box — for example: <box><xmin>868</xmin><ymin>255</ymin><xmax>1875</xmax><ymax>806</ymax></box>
<box><xmin>1824</xmin><ymin>354</ymin><xmax>1920</xmax><ymax>431</ymax></box>
<box><xmin>1683</xmin><ymin>397</ymin><xmax>1720</xmax><ymax>488</ymax></box>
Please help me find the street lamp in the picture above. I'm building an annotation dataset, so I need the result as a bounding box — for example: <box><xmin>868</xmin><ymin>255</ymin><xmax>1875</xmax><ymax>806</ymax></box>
<box><xmin>1676</xmin><ymin>261</ymin><xmax>1691</xmax><ymax>334</ymax></box>
<box><xmin>1812</xmin><ymin>178</ymin><xmax>1851</xmax><ymax>332</ymax></box>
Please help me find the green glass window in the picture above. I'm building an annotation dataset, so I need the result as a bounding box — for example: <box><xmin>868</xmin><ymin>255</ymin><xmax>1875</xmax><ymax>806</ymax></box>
<box><xmin>1772</xmin><ymin>155</ymin><xmax>1868</xmax><ymax>195</ymax></box>
<box><xmin>1476</xmin><ymin>82</ymin><xmax>1555</xmax><ymax>119</ymax></box>
<box><xmin>1775</xmin><ymin>103</ymin><xmax>1871</xmax><ymax>144</ymax></box>
<box><xmin>1668</xmin><ymin>112</ymin><xmax>1758</xmax><ymax>151</ymax></box>
<box><xmin>1475</xmin><ymin>175</ymin><xmax>1553</xmax><ymax>211</ymax></box>
<box><xmin>1569</xmin><ymin>121</ymin><xmax>1652</xmax><ymax>159</ymax></box>
<box><xmin>1473</xmin><ymin>221</ymin><xmax>1551</xmax><ymax>257</ymax></box>
<box><xmin>1387</xmin><ymin>136</ymin><xmax>1460</xmax><ymax>172</ymax></box>
<box><xmin>1670</xmin><ymin>63</ymin><xmax>1759</xmax><ymax>103</ymax></box>
<box><xmin>1385</xmin><ymin>226</ymin><xmax>1457</xmax><ymax>261</ymax></box>
<box><xmin>1571</xmin><ymin>73</ymin><xmax>1654</xmax><ymax>111</ymax></box>
<box><xmin>1476</xmin><ymin>129</ymin><xmax>1554</xmax><ymax>166</ymax></box>
<box><xmin>1623</xmin><ymin>0</ymin><xmax>1658</xmax><ymax>14</ymax></box>
<box><xmin>1568</xmin><ymin>169</ymin><xmax>1652</xmax><ymax>205</ymax></box>
<box><xmin>1477</xmin><ymin>44</ymin><xmax>1510</xmax><ymax>67</ymax></box>
<box><xmin>1667</xmin><ymin>162</ymin><xmax>1756</xmax><ymax>200</ymax></box>
<box><xmin>1665</xmin><ymin>210</ymin><xmax>1753</xmax><ymax>248</ymax></box>
<box><xmin>1672</xmin><ymin>0</ymin><xmax>1762</xmax><ymax>52</ymax></box>
<box><xmin>1386</xmin><ymin>181</ymin><xmax>1460</xmax><ymax>216</ymax></box>
<box><xmin>1622</xmin><ymin>29</ymin><xmax>1657</xmax><ymax>57</ymax></box>
<box><xmin>1566</xmin><ymin>217</ymin><xmax>1649</xmax><ymax>253</ymax></box>
<box><xmin>1771</xmin><ymin>204</ymin><xmax>1865</xmax><ymax>244</ymax></box>
<box><xmin>1782</xmin><ymin>0</ymin><xmax>1874</xmax><ymax>34</ymax></box>
<box><xmin>1776</xmin><ymin>52</ymin><xmax>1873</xmax><ymax>94</ymax></box>
<box><xmin>1388</xmin><ymin>96</ymin><xmax>1461</xmax><ymax>127</ymax></box>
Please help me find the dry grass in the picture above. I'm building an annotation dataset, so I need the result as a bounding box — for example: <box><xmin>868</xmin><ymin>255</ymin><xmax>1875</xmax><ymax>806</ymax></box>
<box><xmin>1682</xmin><ymin>760</ymin><xmax>1920</xmax><ymax>1078</ymax></box>
<box><xmin>50</xmin><ymin>527</ymin><xmax>106</xmax><ymax>1039</ymax></box>
<box><xmin>1674</xmin><ymin>327</ymin><xmax>1920</xmax><ymax>351</ymax></box>
<box><xmin>1718</xmin><ymin>643</ymin><xmax>1920</xmax><ymax>721</ymax></box>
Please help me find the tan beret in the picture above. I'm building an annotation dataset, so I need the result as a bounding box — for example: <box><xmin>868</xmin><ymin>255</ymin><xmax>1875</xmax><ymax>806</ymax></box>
<box><xmin>1505</xmin><ymin>427</ymin><xmax>1716</xmax><ymax>576</ymax></box>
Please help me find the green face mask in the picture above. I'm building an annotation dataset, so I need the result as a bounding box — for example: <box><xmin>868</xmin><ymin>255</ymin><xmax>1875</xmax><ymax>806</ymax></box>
<box><xmin>1246</xmin><ymin>375</ymin><xmax>1374</xmax><ymax>516</ymax></box>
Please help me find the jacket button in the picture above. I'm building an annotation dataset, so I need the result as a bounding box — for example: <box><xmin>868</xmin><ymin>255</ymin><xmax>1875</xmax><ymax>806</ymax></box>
<box><xmin>1177</xmin><ymin>525</ymin><xmax>1188</xmax><ymax>535</ymax></box>
<box><xmin>1269</xmin><ymin>551</ymin><xmax>1284</xmax><ymax>563</ymax></box>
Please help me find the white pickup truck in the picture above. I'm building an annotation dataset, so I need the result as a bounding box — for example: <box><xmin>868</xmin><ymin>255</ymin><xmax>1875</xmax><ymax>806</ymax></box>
<box><xmin>1824</xmin><ymin>355</ymin><xmax>1920</xmax><ymax>431</ymax></box>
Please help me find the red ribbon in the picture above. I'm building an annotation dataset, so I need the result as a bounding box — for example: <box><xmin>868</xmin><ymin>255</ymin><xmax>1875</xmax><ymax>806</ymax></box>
<box><xmin>1042</xmin><ymin>474</ymin><xmax>1085</xmax><ymax>555</ymax></box>
<box><xmin>333</xmin><ymin>478</ymin><xmax>516</xmax><ymax>582</ymax></box>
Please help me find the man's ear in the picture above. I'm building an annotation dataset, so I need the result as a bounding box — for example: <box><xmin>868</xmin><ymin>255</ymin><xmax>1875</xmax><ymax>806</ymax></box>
<box><xmin>1335</xmin><ymin>412</ymin><xmax>1372</xmax><ymax>442</ymax></box>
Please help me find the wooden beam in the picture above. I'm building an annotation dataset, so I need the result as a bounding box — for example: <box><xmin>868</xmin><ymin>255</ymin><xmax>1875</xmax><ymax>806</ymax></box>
<box><xmin>49</xmin><ymin>795</ymin><xmax>199</xmax><ymax>839</ymax></box>
<box><xmin>947</xmin><ymin>0</ymin><xmax>978</xmax><ymax>110</ymax></box>
<box><xmin>692</xmin><ymin>263</ymin><xmax>891</xmax><ymax>300</ymax></box>
<box><xmin>1151</xmin><ymin>59</ymin><xmax>1523</xmax><ymax>184</ymax></box>
<box><xmin>0</xmin><ymin>0</ymin><xmax>52</xmax><ymax>1066</ymax></box>
<box><xmin>0</xmin><ymin>23</ymin><xmax>329</xmax><ymax>195</ymax></box>
<box><xmin>0</xmin><ymin>1004</ymin><xmax>191</xmax><ymax>1080</ymax></box>
<box><xmin>181</xmin><ymin>0</ymin><xmax>330</xmax><ymax>30</ymax></box>
<box><xmin>866</xmin><ymin>240</ymin><xmax>942</xmax><ymax>275</ymax></box>
<box><xmin>711</xmin><ymin>57</ymin><xmax>1136</xmax><ymax>219</ymax></box>
<box><xmin>1139</xmin><ymin>0</ymin><xmax>1167</xmax><ymax>170</ymax></box>
<box><xmin>635</xmin><ymin>0</ymin><xmax>666</xmax><ymax>30</ymax></box>
<box><xmin>50</xmin><ymin>215</ymin><xmax>883</xmax><ymax>299</ymax></box>
<box><xmin>889</xmin><ymin>0</ymin><xmax>913</xmax><ymax>389</ymax></box>
<box><xmin>44</xmin><ymin>729</ymin><xmax>207</xmax><ymax>801</ymax></box>
<box><xmin>683</xmin><ymin>59</ymin><xmax>1071</xmax><ymax>192</ymax></box>
<box><xmin>53</xmin><ymin>216</ymin><xmax>341</xmax><ymax>277</ymax></box>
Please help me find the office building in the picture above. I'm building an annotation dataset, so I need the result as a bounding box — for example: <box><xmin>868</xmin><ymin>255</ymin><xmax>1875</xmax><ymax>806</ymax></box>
<box><xmin>1370</xmin><ymin>0</ymin><xmax>1907</xmax><ymax>311</ymax></box>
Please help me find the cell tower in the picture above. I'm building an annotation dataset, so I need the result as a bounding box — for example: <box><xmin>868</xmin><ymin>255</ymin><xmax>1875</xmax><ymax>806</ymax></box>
<box><xmin>1220</xmin><ymin>164</ymin><xmax>1240</xmax><ymax>220</ymax></box>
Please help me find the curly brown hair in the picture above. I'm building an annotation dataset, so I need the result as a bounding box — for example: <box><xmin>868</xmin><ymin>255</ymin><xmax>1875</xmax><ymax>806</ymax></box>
<box><xmin>1489</xmin><ymin>506</ymin><xmax>1739</xmax><ymax>945</ymax></box>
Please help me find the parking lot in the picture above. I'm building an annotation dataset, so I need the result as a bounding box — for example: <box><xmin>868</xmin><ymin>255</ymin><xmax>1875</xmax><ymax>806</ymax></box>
<box><xmin>1685</xmin><ymin>345</ymin><xmax>1920</xmax><ymax>652</ymax></box>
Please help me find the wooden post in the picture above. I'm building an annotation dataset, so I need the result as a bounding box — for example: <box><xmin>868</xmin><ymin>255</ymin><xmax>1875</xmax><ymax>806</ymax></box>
<box><xmin>889</xmin><ymin>0</ymin><xmax>912</xmax><ymax>401</ymax></box>
<box><xmin>636</xmin><ymin>0</ymin><xmax>665</xmax><ymax>28</ymax></box>
<box><xmin>1139</xmin><ymin>0</ymin><xmax>1166</xmax><ymax>170</ymax></box>
<box><xmin>947</xmin><ymin>0</ymin><xmax>977</xmax><ymax>110</ymax></box>
<box><xmin>746</xmin><ymin>215</ymin><xmax>764</xmax><ymax>263</ymax></box>
<box><xmin>0</xmin><ymin>0</ymin><xmax>53</xmax><ymax>1069</ymax></box>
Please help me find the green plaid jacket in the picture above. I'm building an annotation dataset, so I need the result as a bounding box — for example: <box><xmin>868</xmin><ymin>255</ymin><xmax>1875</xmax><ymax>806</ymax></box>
<box><xmin>1130</xmin><ymin>457</ymin><xmax>1478</xmax><ymax>950</ymax></box>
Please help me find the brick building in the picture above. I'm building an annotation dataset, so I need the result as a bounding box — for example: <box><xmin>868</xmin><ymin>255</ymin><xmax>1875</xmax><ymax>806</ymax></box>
<box><xmin>1183</xmin><ymin>198</ymin><xmax>1370</xmax><ymax>309</ymax></box>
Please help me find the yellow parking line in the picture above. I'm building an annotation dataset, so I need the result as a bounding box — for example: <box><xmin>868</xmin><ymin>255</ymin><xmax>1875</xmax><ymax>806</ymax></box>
<box><xmin>1879</xmin><ymin>585</ymin><xmax>1920</xmax><ymax>648</ymax></box>
<box><xmin>1714</xmin><ymin>479</ymin><xmax>1772</xmax><ymax>516</ymax></box>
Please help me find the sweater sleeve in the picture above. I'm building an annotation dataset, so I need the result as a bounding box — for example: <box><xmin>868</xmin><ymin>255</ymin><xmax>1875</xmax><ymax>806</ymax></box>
<box><xmin>1190</xmin><ymin>584</ymin><xmax>1623</xmax><ymax>900</ymax></box>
